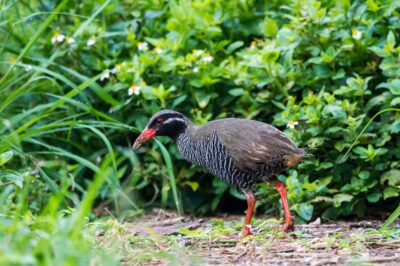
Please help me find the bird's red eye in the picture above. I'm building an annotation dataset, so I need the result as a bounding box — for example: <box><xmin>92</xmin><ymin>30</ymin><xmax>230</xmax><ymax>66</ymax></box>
<box><xmin>155</xmin><ymin>118</ymin><xmax>163</xmax><ymax>125</ymax></box>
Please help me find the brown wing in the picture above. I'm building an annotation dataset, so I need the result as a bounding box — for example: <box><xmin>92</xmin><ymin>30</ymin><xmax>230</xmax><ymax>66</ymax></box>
<box><xmin>192</xmin><ymin>118</ymin><xmax>305</xmax><ymax>171</ymax></box>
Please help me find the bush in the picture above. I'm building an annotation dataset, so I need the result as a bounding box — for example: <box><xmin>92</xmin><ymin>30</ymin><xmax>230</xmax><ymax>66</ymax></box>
<box><xmin>1</xmin><ymin>0</ymin><xmax>399</xmax><ymax>226</ymax></box>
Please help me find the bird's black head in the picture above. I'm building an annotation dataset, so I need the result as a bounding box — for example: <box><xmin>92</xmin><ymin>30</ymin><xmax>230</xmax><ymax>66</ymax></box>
<box><xmin>133</xmin><ymin>110</ymin><xmax>190</xmax><ymax>149</ymax></box>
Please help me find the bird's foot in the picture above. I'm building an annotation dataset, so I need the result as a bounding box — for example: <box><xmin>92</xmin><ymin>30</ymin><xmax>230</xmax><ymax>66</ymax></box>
<box><xmin>283</xmin><ymin>220</ymin><xmax>295</xmax><ymax>233</ymax></box>
<box><xmin>240</xmin><ymin>225</ymin><xmax>253</xmax><ymax>238</ymax></box>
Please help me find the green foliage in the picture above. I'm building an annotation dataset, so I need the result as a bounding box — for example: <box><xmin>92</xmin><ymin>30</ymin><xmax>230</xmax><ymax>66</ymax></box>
<box><xmin>0</xmin><ymin>153</ymin><xmax>119</xmax><ymax>264</ymax></box>
<box><xmin>0</xmin><ymin>0</ymin><xmax>400</xmax><ymax>262</ymax></box>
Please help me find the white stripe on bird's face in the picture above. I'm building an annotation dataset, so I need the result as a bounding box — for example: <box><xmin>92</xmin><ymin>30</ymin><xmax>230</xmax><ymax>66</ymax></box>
<box><xmin>163</xmin><ymin>117</ymin><xmax>185</xmax><ymax>125</ymax></box>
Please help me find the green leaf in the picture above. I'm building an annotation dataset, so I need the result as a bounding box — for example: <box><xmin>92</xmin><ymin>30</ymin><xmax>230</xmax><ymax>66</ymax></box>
<box><xmin>228</xmin><ymin>88</ymin><xmax>245</xmax><ymax>96</ymax></box>
<box><xmin>319</xmin><ymin>162</ymin><xmax>333</xmax><ymax>169</ymax></box>
<box><xmin>0</xmin><ymin>171</ymin><xmax>24</xmax><ymax>188</ymax></box>
<box><xmin>333</xmin><ymin>193</ymin><xmax>353</xmax><ymax>207</ymax></box>
<box><xmin>172</xmin><ymin>95</ymin><xmax>187</xmax><ymax>108</ymax></box>
<box><xmin>358</xmin><ymin>170</ymin><xmax>370</xmax><ymax>180</ymax></box>
<box><xmin>367</xmin><ymin>0</ymin><xmax>379</xmax><ymax>12</ymax></box>
<box><xmin>184</xmin><ymin>181</ymin><xmax>199</xmax><ymax>191</ymax></box>
<box><xmin>368</xmin><ymin>47</ymin><xmax>389</xmax><ymax>57</ymax></box>
<box><xmin>229</xmin><ymin>187</ymin><xmax>246</xmax><ymax>200</ymax></box>
<box><xmin>384</xmin><ymin>31</ymin><xmax>396</xmax><ymax>52</ymax></box>
<box><xmin>307</xmin><ymin>137</ymin><xmax>325</xmax><ymax>148</ymax></box>
<box><xmin>380</xmin><ymin>170</ymin><xmax>400</xmax><ymax>186</ymax></box>
<box><xmin>391</xmin><ymin>97</ymin><xmax>400</xmax><ymax>106</ymax></box>
<box><xmin>312</xmin><ymin>196</ymin><xmax>333</xmax><ymax>203</ymax></box>
<box><xmin>225</xmin><ymin>41</ymin><xmax>244</xmax><ymax>54</ymax></box>
<box><xmin>383</xmin><ymin>186</ymin><xmax>399</xmax><ymax>199</ymax></box>
<box><xmin>0</xmin><ymin>151</ymin><xmax>13</xmax><ymax>166</ymax></box>
<box><xmin>321</xmin><ymin>46</ymin><xmax>336</xmax><ymax>63</ymax></box>
<box><xmin>262</xmin><ymin>51</ymin><xmax>280</xmax><ymax>63</ymax></box>
<box><xmin>367</xmin><ymin>193</ymin><xmax>381</xmax><ymax>203</ymax></box>
<box><xmin>322</xmin><ymin>105</ymin><xmax>346</xmax><ymax>120</ymax></box>
<box><xmin>262</xmin><ymin>18</ymin><xmax>278</xmax><ymax>37</ymax></box>
<box><xmin>366</xmin><ymin>95</ymin><xmax>388</xmax><ymax>111</ymax></box>
<box><xmin>353</xmin><ymin>146</ymin><xmax>367</xmax><ymax>156</ymax></box>
<box><xmin>277</xmin><ymin>28</ymin><xmax>297</xmax><ymax>46</ymax></box>
<box><xmin>194</xmin><ymin>91</ymin><xmax>211</xmax><ymax>109</ymax></box>
<box><xmin>391</xmin><ymin>120</ymin><xmax>400</xmax><ymax>133</ymax></box>
<box><xmin>388</xmin><ymin>79</ymin><xmax>400</xmax><ymax>95</ymax></box>
<box><xmin>322</xmin><ymin>207</ymin><xmax>342</xmax><ymax>220</ymax></box>
<box><xmin>296</xmin><ymin>203</ymin><xmax>314</xmax><ymax>221</ymax></box>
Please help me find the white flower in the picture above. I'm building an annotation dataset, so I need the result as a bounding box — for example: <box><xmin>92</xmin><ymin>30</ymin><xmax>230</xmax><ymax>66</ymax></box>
<box><xmin>109</xmin><ymin>106</ymin><xmax>116</xmax><ymax>113</ymax></box>
<box><xmin>154</xmin><ymin>47</ymin><xmax>163</xmax><ymax>54</ymax></box>
<box><xmin>100</xmin><ymin>70</ymin><xmax>110</xmax><ymax>81</ymax></box>
<box><xmin>128</xmin><ymin>85</ymin><xmax>141</xmax><ymax>96</ymax></box>
<box><xmin>137</xmin><ymin>42</ymin><xmax>148</xmax><ymax>51</ymax></box>
<box><xmin>249</xmin><ymin>41</ymin><xmax>257</xmax><ymax>50</ymax></box>
<box><xmin>24</xmin><ymin>65</ymin><xmax>33</xmax><ymax>72</ymax></box>
<box><xmin>352</xmin><ymin>29</ymin><xmax>362</xmax><ymax>40</ymax></box>
<box><xmin>201</xmin><ymin>53</ymin><xmax>213</xmax><ymax>63</ymax></box>
<box><xmin>192</xmin><ymin>49</ymin><xmax>203</xmax><ymax>56</ymax></box>
<box><xmin>51</xmin><ymin>32</ymin><xmax>65</xmax><ymax>44</ymax></box>
<box><xmin>128</xmin><ymin>82</ymin><xmax>145</xmax><ymax>96</ymax></box>
<box><xmin>87</xmin><ymin>37</ymin><xmax>96</xmax><ymax>46</ymax></box>
<box><xmin>3</xmin><ymin>119</ymin><xmax>11</xmax><ymax>128</ymax></box>
<box><xmin>287</xmin><ymin>120</ymin><xmax>299</xmax><ymax>129</ymax></box>
<box><xmin>66</xmin><ymin>36</ymin><xmax>75</xmax><ymax>44</ymax></box>
<box><xmin>111</xmin><ymin>63</ymin><xmax>125</xmax><ymax>74</ymax></box>
<box><xmin>193</xmin><ymin>67</ymin><xmax>199</xmax><ymax>73</ymax></box>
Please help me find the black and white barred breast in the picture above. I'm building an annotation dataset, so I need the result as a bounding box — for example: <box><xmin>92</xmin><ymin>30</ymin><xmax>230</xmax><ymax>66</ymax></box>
<box><xmin>176</xmin><ymin>131</ymin><xmax>285</xmax><ymax>192</ymax></box>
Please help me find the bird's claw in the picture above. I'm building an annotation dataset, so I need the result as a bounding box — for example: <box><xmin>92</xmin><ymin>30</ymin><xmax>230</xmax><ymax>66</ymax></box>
<box><xmin>240</xmin><ymin>225</ymin><xmax>253</xmax><ymax>238</ymax></box>
<box><xmin>283</xmin><ymin>223</ymin><xmax>295</xmax><ymax>233</ymax></box>
<box><xmin>283</xmin><ymin>218</ymin><xmax>295</xmax><ymax>233</ymax></box>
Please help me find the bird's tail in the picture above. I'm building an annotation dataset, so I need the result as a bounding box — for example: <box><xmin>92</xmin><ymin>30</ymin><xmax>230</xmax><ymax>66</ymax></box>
<box><xmin>285</xmin><ymin>148</ymin><xmax>309</xmax><ymax>167</ymax></box>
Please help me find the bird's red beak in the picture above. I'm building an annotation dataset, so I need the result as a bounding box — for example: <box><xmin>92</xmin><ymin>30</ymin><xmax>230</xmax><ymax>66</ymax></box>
<box><xmin>133</xmin><ymin>127</ymin><xmax>156</xmax><ymax>149</ymax></box>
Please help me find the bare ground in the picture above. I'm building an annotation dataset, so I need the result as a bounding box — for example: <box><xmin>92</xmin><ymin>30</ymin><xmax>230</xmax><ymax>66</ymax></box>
<box><xmin>96</xmin><ymin>210</ymin><xmax>400</xmax><ymax>266</ymax></box>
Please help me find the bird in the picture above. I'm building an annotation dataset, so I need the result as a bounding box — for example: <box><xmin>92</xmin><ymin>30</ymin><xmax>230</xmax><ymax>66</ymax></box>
<box><xmin>133</xmin><ymin>110</ymin><xmax>306</xmax><ymax>236</ymax></box>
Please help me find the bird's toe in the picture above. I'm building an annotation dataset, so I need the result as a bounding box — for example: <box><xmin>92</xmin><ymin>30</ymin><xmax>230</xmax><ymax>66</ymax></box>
<box><xmin>240</xmin><ymin>226</ymin><xmax>253</xmax><ymax>238</ymax></box>
<box><xmin>283</xmin><ymin>221</ymin><xmax>295</xmax><ymax>233</ymax></box>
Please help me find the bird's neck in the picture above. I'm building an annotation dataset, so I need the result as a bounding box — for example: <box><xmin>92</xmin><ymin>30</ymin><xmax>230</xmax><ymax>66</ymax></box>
<box><xmin>175</xmin><ymin>123</ymin><xmax>201</xmax><ymax>164</ymax></box>
<box><xmin>169</xmin><ymin>119</ymin><xmax>195</xmax><ymax>142</ymax></box>
<box><xmin>174</xmin><ymin>123</ymin><xmax>197</xmax><ymax>144</ymax></box>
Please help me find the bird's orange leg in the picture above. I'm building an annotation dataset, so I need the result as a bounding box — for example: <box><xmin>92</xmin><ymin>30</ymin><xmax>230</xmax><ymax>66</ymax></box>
<box><xmin>273</xmin><ymin>181</ymin><xmax>295</xmax><ymax>232</ymax></box>
<box><xmin>242</xmin><ymin>192</ymin><xmax>255</xmax><ymax>236</ymax></box>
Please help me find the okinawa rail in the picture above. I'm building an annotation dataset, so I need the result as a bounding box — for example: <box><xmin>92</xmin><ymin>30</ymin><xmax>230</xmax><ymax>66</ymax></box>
<box><xmin>133</xmin><ymin>110</ymin><xmax>306</xmax><ymax>236</ymax></box>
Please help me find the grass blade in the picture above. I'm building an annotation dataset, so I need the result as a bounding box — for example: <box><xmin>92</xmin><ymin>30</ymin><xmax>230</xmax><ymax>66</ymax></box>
<box><xmin>27</xmin><ymin>138</ymin><xmax>99</xmax><ymax>172</ymax></box>
<box><xmin>69</xmin><ymin>154</ymin><xmax>113</xmax><ymax>239</ymax></box>
<box><xmin>154</xmin><ymin>139</ymin><xmax>182</xmax><ymax>215</ymax></box>
<box><xmin>73</xmin><ymin>0</ymin><xmax>112</xmax><ymax>37</ymax></box>
<box><xmin>382</xmin><ymin>204</ymin><xmax>400</xmax><ymax>228</ymax></box>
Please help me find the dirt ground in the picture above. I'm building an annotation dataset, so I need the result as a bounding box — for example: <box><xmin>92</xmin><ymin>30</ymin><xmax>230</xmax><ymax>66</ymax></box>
<box><xmin>98</xmin><ymin>210</ymin><xmax>400</xmax><ymax>266</ymax></box>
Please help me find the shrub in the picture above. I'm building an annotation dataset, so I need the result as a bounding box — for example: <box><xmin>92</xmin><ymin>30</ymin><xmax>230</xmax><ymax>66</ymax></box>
<box><xmin>0</xmin><ymin>0</ymin><xmax>399</xmax><ymax>224</ymax></box>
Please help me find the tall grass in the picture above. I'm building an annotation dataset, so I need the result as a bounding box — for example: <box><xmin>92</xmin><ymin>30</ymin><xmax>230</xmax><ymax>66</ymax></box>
<box><xmin>0</xmin><ymin>0</ymin><xmax>180</xmax><ymax>263</ymax></box>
